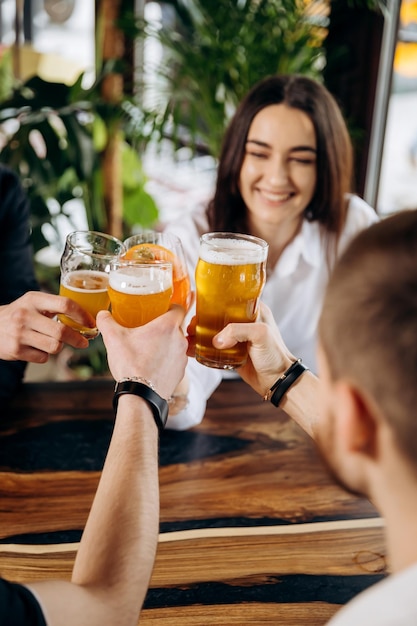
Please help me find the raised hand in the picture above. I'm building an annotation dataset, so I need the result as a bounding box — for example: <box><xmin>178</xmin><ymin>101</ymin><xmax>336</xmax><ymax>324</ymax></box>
<box><xmin>97</xmin><ymin>306</ymin><xmax>188</xmax><ymax>401</ymax></box>
<box><xmin>0</xmin><ymin>291</ymin><xmax>96</xmax><ymax>363</ymax></box>
<box><xmin>211</xmin><ymin>303</ymin><xmax>296</xmax><ymax>397</ymax></box>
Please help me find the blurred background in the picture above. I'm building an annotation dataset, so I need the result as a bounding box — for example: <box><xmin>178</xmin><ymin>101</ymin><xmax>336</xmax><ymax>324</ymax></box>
<box><xmin>1</xmin><ymin>1</ymin><xmax>416</xmax><ymax>235</ymax></box>
<box><xmin>0</xmin><ymin>0</ymin><xmax>415</xmax><ymax>378</ymax></box>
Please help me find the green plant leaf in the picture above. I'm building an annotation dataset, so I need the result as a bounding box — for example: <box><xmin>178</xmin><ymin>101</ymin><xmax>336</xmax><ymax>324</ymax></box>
<box><xmin>121</xmin><ymin>141</ymin><xmax>146</xmax><ymax>190</ymax></box>
<box><xmin>60</xmin><ymin>111</ymin><xmax>97</xmax><ymax>180</ymax></box>
<box><xmin>123</xmin><ymin>186</ymin><xmax>159</xmax><ymax>229</ymax></box>
<box><xmin>92</xmin><ymin>114</ymin><xmax>108</xmax><ymax>152</ymax></box>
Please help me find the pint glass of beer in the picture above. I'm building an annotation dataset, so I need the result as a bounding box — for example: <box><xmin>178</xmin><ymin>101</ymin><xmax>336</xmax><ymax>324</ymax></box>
<box><xmin>123</xmin><ymin>231</ymin><xmax>191</xmax><ymax>310</ymax></box>
<box><xmin>108</xmin><ymin>261</ymin><xmax>173</xmax><ymax>327</ymax></box>
<box><xmin>195</xmin><ymin>232</ymin><xmax>268</xmax><ymax>369</ymax></box>
<box><xmin>59</xmin><ymin>231</ymin><xmax>125</xmax><ymax>339</ymax></box>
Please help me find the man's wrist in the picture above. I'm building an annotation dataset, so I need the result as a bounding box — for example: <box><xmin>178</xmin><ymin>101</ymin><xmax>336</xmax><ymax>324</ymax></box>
<box><xmin>261</xmin><ymin>356</ymin><xmax>297</xmax><ymax>399</ymax></box>
<box><xmin>263</xmin><ymin>359</ymin><xmax>309</xmax><ymax>407</ymax></box>
<box><xmin>113</xmin><ymin>379</ymin><xmax>169</xmax><ymax>434</ymax></box>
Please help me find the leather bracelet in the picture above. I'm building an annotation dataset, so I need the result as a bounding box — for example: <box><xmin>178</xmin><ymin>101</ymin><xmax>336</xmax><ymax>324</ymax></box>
<box><xmin>264</xmin><ymin>359</ymin><xmax>308</xmax><ymax>407</ymax></box>
<box><xmin>113</xmin><ymin>380</ymin><xmax>169</xmax><ymax>434</ymax></box>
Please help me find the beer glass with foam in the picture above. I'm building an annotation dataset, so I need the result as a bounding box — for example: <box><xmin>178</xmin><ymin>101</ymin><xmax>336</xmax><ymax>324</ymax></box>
<box><xmin>108</xmin><ymin>261</ymin><xmax>173</xmax><ymax>327</ymax></box>
<box><xmin>59</xmin><ymin>231</ymin><xmax>124</xmax><ymax>339</ymax></box>
<box><xmin>195</xmin><ymin>232</ymin><xmax>268</xmax><ymax>369</ymax></box>
<box><xmin>123</xmin><ymin>231</ymin><xmax>191</xmax><ymax>310</ymax></box>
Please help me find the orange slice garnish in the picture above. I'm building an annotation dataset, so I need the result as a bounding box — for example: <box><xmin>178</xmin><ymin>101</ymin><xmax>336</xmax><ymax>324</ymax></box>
<box><xmin>122</xmin><ymin>242</ymin><xmax>191</xmax><ymax>310</ymax></box>
<box><xmin>122</xmin><ymin>242</ymin><xmax>176</xmax><ymax>264</ymax></box>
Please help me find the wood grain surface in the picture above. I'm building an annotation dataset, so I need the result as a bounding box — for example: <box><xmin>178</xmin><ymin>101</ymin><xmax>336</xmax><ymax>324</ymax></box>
<box><xmin>1</xmin><ymin>378</ymin><xmax>387</xmax><ymax>625</ymax></box>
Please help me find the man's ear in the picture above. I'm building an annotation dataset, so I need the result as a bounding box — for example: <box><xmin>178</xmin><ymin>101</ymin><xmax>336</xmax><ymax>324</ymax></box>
<box><xmin>333</xmin><ymin>380</ymin><xmax>378</xmax><ymax>460</ymax></box>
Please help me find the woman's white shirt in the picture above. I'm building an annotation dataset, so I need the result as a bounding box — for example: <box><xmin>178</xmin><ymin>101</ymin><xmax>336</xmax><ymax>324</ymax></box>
<box><xmin>164</xmin><ymin>195</ymin><xmax>378</xmax><ymax>430</ymax></box>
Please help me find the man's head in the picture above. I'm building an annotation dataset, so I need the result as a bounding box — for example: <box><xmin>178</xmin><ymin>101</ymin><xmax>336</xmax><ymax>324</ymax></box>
<box><xmin>317</xmin><ymin>209</ymin><xmax>417</xmax><ymax>495</ymax></box>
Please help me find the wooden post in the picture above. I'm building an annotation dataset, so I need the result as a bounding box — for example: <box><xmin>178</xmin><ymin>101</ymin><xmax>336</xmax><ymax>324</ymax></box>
<box><xmin>96</xmin><ymin>0</ymin><xmax>125</xmax><ymax>239</ymax></box>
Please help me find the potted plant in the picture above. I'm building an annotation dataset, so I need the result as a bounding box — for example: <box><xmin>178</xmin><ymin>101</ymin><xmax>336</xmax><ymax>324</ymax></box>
<box><xmin>0</xmin><ymin>69</ymin><xmax>158</xmax><ymax>272</ymax></box>
<box><xmin>120</xmin><ymin>0</ymin><xmax>328</xmax><ymax>158</ymax></box>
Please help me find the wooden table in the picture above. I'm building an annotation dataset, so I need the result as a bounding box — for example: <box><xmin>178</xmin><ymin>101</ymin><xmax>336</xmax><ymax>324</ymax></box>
<box><xmin>2</xmin><ymin>378</ymin><xmax>386</xmax><ymax>625</ymax></box>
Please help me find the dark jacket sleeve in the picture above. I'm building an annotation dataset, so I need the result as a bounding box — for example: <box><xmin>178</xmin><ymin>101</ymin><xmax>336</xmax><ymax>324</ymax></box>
<box><xmin>0</xmin><ymin>578</ymin><xmax>47</xmax><ymax>626</ymax></box>
<box><xmin>0</xmin><ymin>165</ymin><xmax>39</xmax><ymax>403</ymax></box>
<box><xmin>0</xmin><ymin>166</ymin><xmax>39</xmax><ymax>301</ymax></box>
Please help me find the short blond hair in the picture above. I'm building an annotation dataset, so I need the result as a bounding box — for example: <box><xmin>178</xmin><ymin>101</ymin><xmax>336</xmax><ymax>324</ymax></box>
<box><xmin>319</xmin><ymin>209</ymin><xmax>417</xmax><ymax>465</ymax></box>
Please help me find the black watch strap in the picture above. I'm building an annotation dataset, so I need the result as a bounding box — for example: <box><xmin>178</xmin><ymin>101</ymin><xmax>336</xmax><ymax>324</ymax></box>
<box><xmin>113</xmin><ymin>381</ymin><xmax>169</xmax><ymax>434</ymax></box>
<box><xmin>267</xmin><ymin>359</ymin><xmax>308</xmax><ymax>407</ymax></box>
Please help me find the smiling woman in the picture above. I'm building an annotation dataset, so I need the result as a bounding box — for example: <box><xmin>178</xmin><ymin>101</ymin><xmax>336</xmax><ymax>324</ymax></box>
<box><xmin>239</xmin><ymin>103</ymin><xmax>318</xmax><ymax>265</ymax></box>
<box><xmin>162</xmin><ymin>74</ymin><xmax>379</xmax><ymax>432</ymax></box>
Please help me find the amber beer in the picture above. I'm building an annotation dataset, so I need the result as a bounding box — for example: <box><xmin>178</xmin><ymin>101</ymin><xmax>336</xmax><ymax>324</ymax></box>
<box><xmin>59</xmin><ymin>270</ymin><xmax>109</xmax><ymax>338</ymax></box>
<box><xmin>58</xmin><ymin>231</ymin><xmax>125</xmax><ymax>340</ymax></box>
<box><xmin>108</xmin><ymin>262</ymin><xmax>173</xmax><ymax>327</ymax></box>
<box><xmin>195</xmin><ymin>233</ymin><xmax>268</xmax><ymax>369</ymax></box>
<box><xmin>123</xmin><ymin>231</ymin><xmax>192</xmax><ymax>310</ymax></box>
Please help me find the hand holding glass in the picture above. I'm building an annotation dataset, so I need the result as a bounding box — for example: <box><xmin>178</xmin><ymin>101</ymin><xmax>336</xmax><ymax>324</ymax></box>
<box><xmin>195</xmin><ymin>232</ymin><xmax>268</xmax><ymax>369</ymax></box>
<box><xmin>108</xmin><ymin>261</ymin><xmax>173</xmax><ymax>327</ymax></box>
<box><xmin>59</xmin><ymin>231</ymin><xmax>125</xmax><ymax>339</ymax></box>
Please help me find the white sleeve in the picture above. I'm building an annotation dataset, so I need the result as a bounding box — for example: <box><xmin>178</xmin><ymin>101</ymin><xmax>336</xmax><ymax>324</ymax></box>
<box><xmin>163</xmin><ymin>205</ymin><xmax>220</xmax><ymax>430</ymax></box>
<box><xmin>338</xmin><ymin>195</ymin><xmax>379</xmax><ymax>255</ymax></box>
<box><xmin>162</xmin><ymin>203</ymin><xmax>209</xmax><ymax>291</ymax></box>
<box><xmin>166</xmin><ymin>357</ymin><xmax>223</xmax><ymax>430</ymax></box>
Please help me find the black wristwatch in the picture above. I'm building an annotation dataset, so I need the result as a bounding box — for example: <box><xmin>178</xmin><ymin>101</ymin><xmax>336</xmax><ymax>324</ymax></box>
<box><xmin>264</xmin><ymin>359</ymin><xmax>308</xmax><ymax>407</ymax></box>
<box><xmin>113</xmin><ymin>379</ymin><xmax>169</xmax><ymax>434</ymax></box>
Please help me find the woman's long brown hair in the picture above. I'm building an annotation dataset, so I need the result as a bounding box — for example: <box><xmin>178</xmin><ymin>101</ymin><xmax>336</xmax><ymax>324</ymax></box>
<box><xmin>206</xmin><ymin>75</ymin><xmax>354</xmax><ymax>260</ymax></box>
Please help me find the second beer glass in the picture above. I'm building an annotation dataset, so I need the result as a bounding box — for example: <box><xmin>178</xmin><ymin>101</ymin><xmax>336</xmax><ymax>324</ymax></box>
<box><xmin>195</xmin><ymin>232</ymin><xmax>268</xmax><ymax>369</ymax></box>
<box><xmin>123</xmin><ymin>231</ymin><xmax>191</xmax><ymax>310</ymax></box>
<box><xmin>108</xmin><ymin>261</ymin><xmax>173</xmax><ymax>327</ymax></box>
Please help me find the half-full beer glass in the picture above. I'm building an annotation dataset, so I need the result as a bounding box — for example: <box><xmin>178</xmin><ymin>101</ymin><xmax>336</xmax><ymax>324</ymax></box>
<box><xmin>195</xmin><ymin>232</ymin><xmax>268</xmax><ymax>369</ymax></box>
<box><xmin>59</xmin><ymin>231</ymin><xmax>124</xmax><ymax>339</ymax></box>
<box><xmin>108</xmin><ymin>260</ymin><xmax>173</xmax><ymax>327</ymax></box>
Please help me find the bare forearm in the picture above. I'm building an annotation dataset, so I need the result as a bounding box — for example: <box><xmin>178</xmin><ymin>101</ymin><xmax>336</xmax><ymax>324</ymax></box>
<box><xmin>26</xmin><ymin>307</ymin><xmax>188</xmax><ymax>626</ymax></box>
<box><xmin>28</xmin><ymin>396</ymin><xmax>160</xmax><ymax>626</ymax></box>
<box><xmin>278</xmin><ymin>370</ymin><xmax>320</xmax><ymax>439</ymax></box>
<box><xmin>72</xmin><ymin>395</ymin><xmax>159</xmax><ymax>602</ymax></box>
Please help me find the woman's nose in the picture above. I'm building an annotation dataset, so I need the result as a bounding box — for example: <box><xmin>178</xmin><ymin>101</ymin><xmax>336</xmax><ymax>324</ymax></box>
<box><xmin>264</xmin><ymin>156</ymin><xmax>288</xmax><ymax>185</ymax></box>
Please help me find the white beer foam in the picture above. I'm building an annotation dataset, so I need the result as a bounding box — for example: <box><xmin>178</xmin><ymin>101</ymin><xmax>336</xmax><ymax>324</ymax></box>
<box><xmin>61</xmin><ymin>270</ymin><xmax>109</xmax><ymax>293</ymax></box>
<box><xmin>200</xmin><ymin>238</ymin><xmax>267</xmax><ymax>265</ymax></box>
<box><xmin>110</xmin><ymin>266</ymin><xmax>172</xmax><ymax>294</ymax></box>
